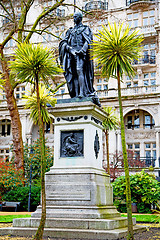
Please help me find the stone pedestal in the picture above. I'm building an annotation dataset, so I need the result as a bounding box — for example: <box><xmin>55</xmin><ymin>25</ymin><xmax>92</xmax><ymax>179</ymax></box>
<box><xmin>32</xmin><ymin>100</ymin><xmax>119</xmax><ymax>219</ymax></box>
<box><xmin>0</xmin><ymin>100</ymin><xmax>146</xmax><ymax>239</ymax></box>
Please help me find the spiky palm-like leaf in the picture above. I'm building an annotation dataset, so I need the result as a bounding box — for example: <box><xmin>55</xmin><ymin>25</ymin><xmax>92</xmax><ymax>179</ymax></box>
<box><xmin>103</xmin><ymin>106</ymin><xmax>119</xmax><ymax>175</ymax></box>
<box><xmin>92</xmin><ymin>22</ymin><xmax>143</xmax><ymax>79</ymax></box>
<box><xmin>92</xmin><ymin>23</ymin><xmax>143</xmax><ymax>240</ymax></box>
<box><xmin>10</xmin><ymin>43</ymin><xmax>63</xmax><ymax>85</ymax></box>
<box><xmin>24</xmin><ymin>84</ymin><xmax>57</xmax><ymax>124</ymax></box>
<box><xmin>9</xmin><ymin>43</ymin><xmax>63</xmax><ymax>240</ymax></box>
<box><xmin>103</xmin><ymin>106</ymin><xmax>119</xmax><ymax>131</ymax></box>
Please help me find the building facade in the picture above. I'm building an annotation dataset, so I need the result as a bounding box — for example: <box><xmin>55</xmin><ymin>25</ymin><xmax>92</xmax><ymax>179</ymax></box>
<box><xmin>0</xmin><ymin>0</ymin><xmax>160</xmax><ymax>178</ymax></box>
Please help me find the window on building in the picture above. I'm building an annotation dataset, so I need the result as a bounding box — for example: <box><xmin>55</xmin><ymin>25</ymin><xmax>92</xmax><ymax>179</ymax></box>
<box><xmin>127</xmin><ymin>143</ymin><xmax>140</xmax><ymax>159</ymax></box>
<box><xmin>0</xmin><ymin>119</ymin><xmax>11</xmax><ymax>137</ymax></box>
<box><xmin>127</xmin><ymin>82</ymin><xmax>131</xmax><ymax>88</ymax></box>
<box><xmin>45</xmin><ymin>122</ymin><xmax>50</xmax><ymax>133</ymax></box>
<box><xmin>144</xmin><ymin>113</ymin><xmax>155</xmax><ymax>129</ymax></box>
<box><xmin>126</xmin><ymin>110</ymin><xmax>155</xmax><ymax>130</ymax></box>
<box><xmin>128</xmin><ymin>12</ymin><xmax>139</xmax><ymax>28</ymax></box>
<box><xmin>133</xmin><ymin>81</ymin><xmax>138</xmax><ymax>87</ymax></box>
<box><xmin>143</xmin><ymin>10</ymin><xmax>155</xmax><ymax>26</ymax></box>
<box><xmin>145</xmin><ymin>142</ymin><xmax>156</xmax><ymax>166</ymax></box>
<box><xmin>44</xmin><ymin>119</ymin><xmax>54</xmax><ymax>134</ymax></box>
<box><xmin>126</xmin><ymin>75</ymin><xmax>139</xmax><ymax>88</ymax></box>
<box><xmin>97</xmin><ymin>85</ymin><xmax>101</xmax><ymax>91</ymax></box>
<box><xmin>143</xmin><ymin>72</ymin><xmax>156</xmax><ymax>91</ymax></box>
<box><xmin>142</xmin><ymin>43</ymin><xmax>156</xmax><ymax>64</ymax></box>
<box><xmin>128</xmin><ymin>144</ymin><xmax>133</xmax><ymax>149</ymax></box>
<box><xmin>0</xmin><ymin>148</ymin><xmax>10</xmax><ymax>162</ymax></box>
<box><xmin>15</xmin><ymin>85</ymin><xmax>25</xmax><ymax>99</ymax></box>
<box><xmin>104</xmin><ymin>84</ymin><xmax>108</xmax><ymax>90</ymax></box>
<box><xmin>134</xmin><ymin>115</ymin><xmax>140</xmax><ymax>129</ymax></box>
<box><xmin>96</xmin><ymin>78</ymin><xmax>108</xmax><ymax>91</ymax></box>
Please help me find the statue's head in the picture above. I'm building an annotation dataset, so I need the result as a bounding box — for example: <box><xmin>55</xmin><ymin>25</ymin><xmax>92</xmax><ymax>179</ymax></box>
<box><xmin>74</xmin><ymin>12</ymin><xmax>83</xmax><ymax>24</ymax></box>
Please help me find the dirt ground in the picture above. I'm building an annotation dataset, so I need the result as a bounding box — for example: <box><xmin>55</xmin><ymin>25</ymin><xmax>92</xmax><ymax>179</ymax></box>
<box><xmin>0</xmin><ymin>223</ymin><xmax>159</xmax><ymax>240</ymax></box>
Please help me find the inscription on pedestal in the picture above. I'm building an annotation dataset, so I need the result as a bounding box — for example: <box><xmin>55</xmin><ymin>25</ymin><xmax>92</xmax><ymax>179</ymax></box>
<box><xmin>60</xmin><ymin>130</ymin><xmax>84</xmax><ymax>157</ymax></box>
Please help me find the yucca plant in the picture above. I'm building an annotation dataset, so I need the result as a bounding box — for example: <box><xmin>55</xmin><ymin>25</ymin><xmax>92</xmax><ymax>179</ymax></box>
<box><xmin>92</xmin><ymin>22</ymin><xmax>143</xmax><ymax>240</ymax></box>
<box><xmin>10</xmin><ymin>43</ymin><xmax>63</xmax><ymax>240</ymax></box>
<box><xmin>24</xmin><ymin>84</ymin><xmax>57</xmax><ymax>124</ymax></box>
<box><xmin>103</xmin><ymin>106</ymin><xmax>119</xmax><ymax>175</ymax></box>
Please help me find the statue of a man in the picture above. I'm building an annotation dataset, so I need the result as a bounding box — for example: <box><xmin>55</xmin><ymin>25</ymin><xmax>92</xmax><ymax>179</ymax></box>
<box><xmin>59</xmin><ymin>12</ymin><xmax>101</xmax><ymax>106</ymax></box>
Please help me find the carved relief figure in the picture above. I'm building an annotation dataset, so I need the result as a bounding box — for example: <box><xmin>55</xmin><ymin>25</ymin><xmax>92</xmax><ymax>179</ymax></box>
<box><xmin>61</xmin><ymin>131</ymin><xmax>84</xmax><ymax>157</ymax></box>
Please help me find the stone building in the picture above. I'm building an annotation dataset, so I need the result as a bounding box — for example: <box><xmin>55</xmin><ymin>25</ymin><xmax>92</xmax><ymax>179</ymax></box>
<box><xmin>0</xmin><ymin>0</ymin><xmax>160</xmax><ymax>178</ymax></box>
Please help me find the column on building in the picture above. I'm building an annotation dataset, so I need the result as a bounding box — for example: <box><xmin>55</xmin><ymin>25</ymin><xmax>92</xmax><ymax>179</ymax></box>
<box><xmin>155</xmin><ymin>129</ymin><xmax>160</xmax><ymax>168</ymax></box>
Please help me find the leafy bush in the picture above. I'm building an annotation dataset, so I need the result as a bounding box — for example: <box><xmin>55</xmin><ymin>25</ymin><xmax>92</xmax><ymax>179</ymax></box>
<box><xmin>0</xmin><ymin>160</ymin><xmax>24</xmax><ymax>200</ymax></box>
<box><xmin>24</xmin><ymin>139</ymin><xmax>53</xmax><ymax>184</ymax></box>
<box><xmin>112</xmin><ymin>171</ymin><xmax>160</xmax><ymax>213</ymax></box>
<box><xmin>3</xmin><ymin>186</ymin><xmax>41</xmax><ymax>211</ymax></box>
<box><xmin>0</xmin><ymin>139</ymin><xmax>53</xmax><ymax>201</ymax></box>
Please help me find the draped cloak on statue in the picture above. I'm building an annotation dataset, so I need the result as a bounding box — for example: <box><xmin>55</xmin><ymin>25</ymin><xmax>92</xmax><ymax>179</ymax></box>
<box><xmin>59</xmin><ymin>24</ymin><xmax>95</xmax><ymax>98</ymax></box>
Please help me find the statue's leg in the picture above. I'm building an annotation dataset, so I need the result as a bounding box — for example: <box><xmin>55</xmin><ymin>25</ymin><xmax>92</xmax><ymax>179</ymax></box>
<box><xmin>77</xmin><ymin>57</ymin><xmax>84</xmax><ymax>98</ymax></box>
<box><xmin>74</xmin><ymin>79</ymin><xmax>79</xmax><ymax>97</ymax></box>
<box><xmin>73</xmin><ymin>55</ymin><xmax>79</xmax><ymax>97</ymax></box>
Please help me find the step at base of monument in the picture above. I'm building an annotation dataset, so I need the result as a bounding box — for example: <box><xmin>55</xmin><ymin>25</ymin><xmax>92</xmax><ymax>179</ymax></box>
<box><xmin>32</xmin><ymin>205</ymin><xmax>121</xmax><ymax>219</ymax></box>
<box><xmin>0</xmin><ymin>225</ymin><xmax>147</xmax><ymax>240</ymax></box>
<box><xmin>13</xmin><ymin>217</ymin><xmax>136</xmax><ymax>230</ymax></box>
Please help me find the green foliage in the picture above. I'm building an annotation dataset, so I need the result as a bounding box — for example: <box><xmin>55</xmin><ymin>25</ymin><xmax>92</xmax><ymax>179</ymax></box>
<box><xmin>0</xmin><ymin>160</ymin><xmax>24</xmax><ymax>200</ymax></box>
<box><xmin>92</xmin><ymin>22</ymin><xmax>143</xmax><ymax>79</ymax></box>
<box><xmin>9</xmin><ymin>43</ymin><xmax>63</xmax><ymax>85</ymax></box>
<box><xmin>3</xmin><ymin>186</ymin><xmax>41</xmax><ymax>211</ymax></box>
<box><xmin>24</xmin><ymin>84</ymin><xmax>57</xmax><ymax>124</ymax></box>
<box><xmin>112</xmin><ymin>171</ymin><xmax>160</xmax><ymax>213</ymax></box>
<box><xmin>102</xmin><ymin>106</ymin><xmax>120</xmax><ymax>131</ymax></box>
<box><xmin>24</xmin><ymin>139</ymin><xmax>53</xmax><ymax>184</ymax></box>
<box><xmin>92</xmin><ymin>22</ymin><xmax>144</xmax><ymax>239</ymax></box>
<box><xmin>0</xmin><ymin>214</ymin><xmax>31</xmax><ymax>223</ymax></box>
<box><xmin>121</xmin><ymin>214</ymin><xmax>160</xmax><ymax>223</ymax></box>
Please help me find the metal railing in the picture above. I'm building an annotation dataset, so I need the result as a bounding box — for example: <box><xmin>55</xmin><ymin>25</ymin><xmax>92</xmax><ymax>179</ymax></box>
<box><xmin>127</xmin><ymin>157</ymin><xmax>156</xmax><ymax>168</ymax></box>
<box><xmin>84</xmin><ymin>1</ymin><xmax>108</xmax><ymax>11</ymax></box>
<box><xmin>126</xmin><ymin>0</ymin><xmax>155</xmax><ymax>6</ymax></box>
<box><xmin>126</xmin><ymin>123</ymin><xmax>155</xmax><ymax>130</ymax></box>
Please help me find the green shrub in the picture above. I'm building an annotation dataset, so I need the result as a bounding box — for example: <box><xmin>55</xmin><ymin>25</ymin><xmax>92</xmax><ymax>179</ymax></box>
<box><xmin>3</xmin><ymin>185</ymin><xmax>41</xmax><ymax>211</ymax></box>
<box><xmin>0</xmin><ymin>160</ymin><xmax>24</xmax><ymax>200</ymax></box>
<box><xmin>24</xmin><ymin>139</ymin><xmax>53</xmax><ymax>184</ymax></box>
<box><xmin>112</xmin><ymin>171</ymin><xmax>160</xmax><ymax>213</ymax></box>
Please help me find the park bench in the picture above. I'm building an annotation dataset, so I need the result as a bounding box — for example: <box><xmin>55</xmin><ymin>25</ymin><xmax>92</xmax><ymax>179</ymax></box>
<box><xmin>0</xmin><ymin>201</ymin><xmax>20</xmax><ymax>212</ymax></box>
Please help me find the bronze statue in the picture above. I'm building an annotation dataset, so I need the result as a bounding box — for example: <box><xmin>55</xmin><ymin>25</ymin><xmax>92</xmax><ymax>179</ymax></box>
<box><xmin>59</xmin><ymin>12</ymin><xmax>101</xmax><ymax>106</ymax></box>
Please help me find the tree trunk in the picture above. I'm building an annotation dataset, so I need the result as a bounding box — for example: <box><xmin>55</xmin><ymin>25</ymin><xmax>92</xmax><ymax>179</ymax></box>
<box><xmin>105</xmin><ymin>130</ymin><xmax>110</xmax><ymax>175</ymax></box>
<box><xmin>0</xmin><ymin>47</ymin><xmax>24</xmax><ymax>173</ymax></box>
<box><xmin>117</xmin><ymin>69</ymin><xmax>134</xmax><ymax>240</ymax></box>
<box><xmin>33</xmin><ymin>75</ymin><xmax>46</xmax><ymax>240</ymax></box>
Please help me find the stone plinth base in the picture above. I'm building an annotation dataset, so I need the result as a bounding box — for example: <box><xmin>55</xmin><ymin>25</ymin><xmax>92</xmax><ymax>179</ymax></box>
<box><xmin>31</xmin><ymin>167</ymin><xmax>120</xmax><ymax>219</ymax></box>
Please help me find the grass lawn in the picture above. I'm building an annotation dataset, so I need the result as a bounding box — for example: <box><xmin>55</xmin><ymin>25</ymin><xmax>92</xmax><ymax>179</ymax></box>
<box><xmin>0</xmin><ymin>214</ymin><xmax>31</xmax><ymax>223</ymax></box>
<box><xmin>121</xmin><ymin>214</ymin><xmax>160</xmax><ymax>223</ymax></box>
<box><xmin>0</xmin><ymin>213</ymin><xmax>159</xmax><ymax>223</ymax></box>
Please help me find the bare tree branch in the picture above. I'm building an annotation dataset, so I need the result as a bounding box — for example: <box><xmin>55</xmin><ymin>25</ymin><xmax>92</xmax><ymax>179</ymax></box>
<box><xmin>1</xmin><ymin>29</ymin><xmax>15</xmax><ymax>48</ymax></box>
<box><xmin>0</xmin><ymin>14</ymin><xmax>14</xmax><ymax>23</ymax></box>
<box><xmin>18</xmin><ymin>0</ymin><xmax>34</xmax><ymax>42</ymax></box>
<box><xmin>24</xmin><ymin>0</ymin><xmax>65</xmax><ymax>43</ymax></box>
<box><xmin>0</xmin><ymin>2</ymin><xmax>12</xmax><ymax>18</ymax></box>
<box><xmin>8</xmin><ymin>0</ymin><xmax>16</xmax><ymax>23</ymax></box>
